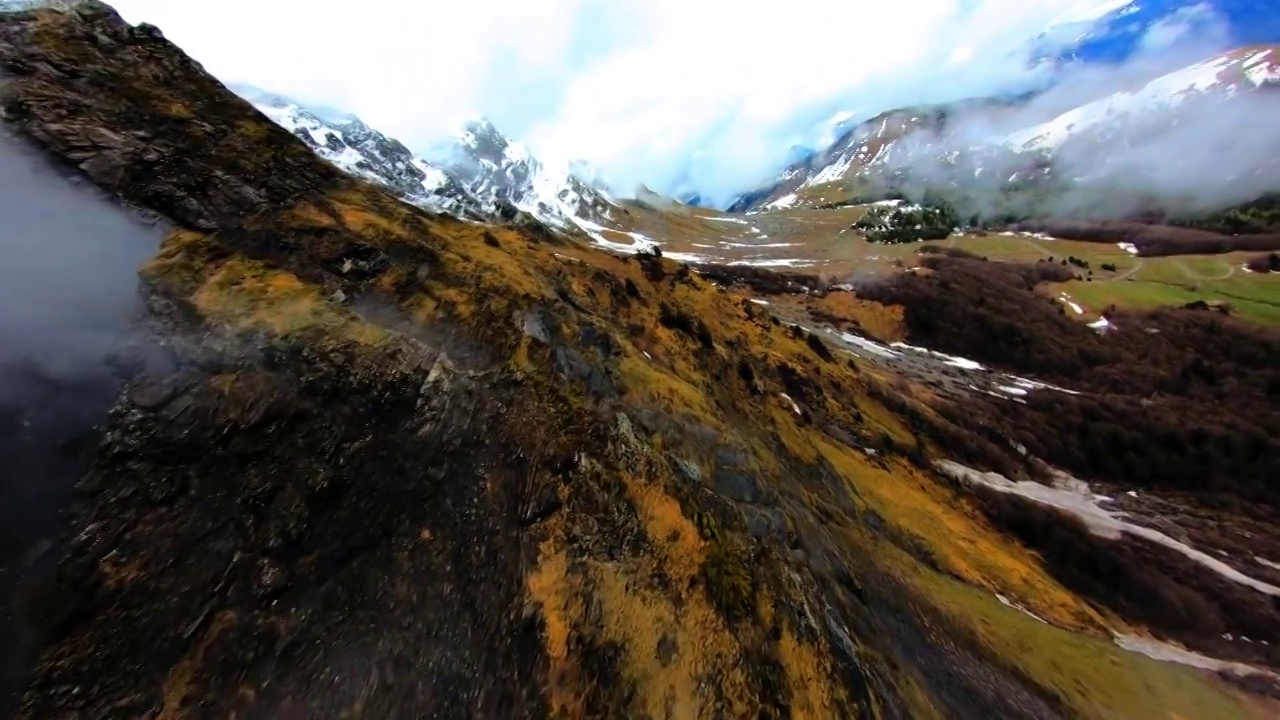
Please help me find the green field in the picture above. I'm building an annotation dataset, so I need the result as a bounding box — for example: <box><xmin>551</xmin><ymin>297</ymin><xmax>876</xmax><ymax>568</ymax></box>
<box><xmin>941</xmin><ymin>233</ymin><xmax>1280</xmax><ymax>325</ymax></box>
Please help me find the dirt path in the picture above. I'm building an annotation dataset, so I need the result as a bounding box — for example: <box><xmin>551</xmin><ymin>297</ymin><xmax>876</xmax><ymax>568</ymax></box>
<box><xmin>1014</xmin><ymin>236</ymin><xmax>1147</xmax><ymax>282</ymax></box>
<box><xmin>1110</xmin><ymin>257</ymin><xmax>1145</xmax><ymax>281</ymax></box>
<box><xmin>1174</xmin><ymin>258</ymin><xmax>1235</xmax><ymax>282</ymax></box>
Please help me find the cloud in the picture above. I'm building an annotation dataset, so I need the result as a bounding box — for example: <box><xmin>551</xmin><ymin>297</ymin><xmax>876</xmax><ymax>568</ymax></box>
<box><xmin>109</xmin><ymin>0</ymin><xmax>1231</xmax><ymax>205</ymax></box>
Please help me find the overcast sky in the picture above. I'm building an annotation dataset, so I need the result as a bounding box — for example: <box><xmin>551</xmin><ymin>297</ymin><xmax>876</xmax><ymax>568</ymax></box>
<box><xmin>110</xmin><ymin>0</ymin><xmax>1190</xmax><ymax>203</ymax></box>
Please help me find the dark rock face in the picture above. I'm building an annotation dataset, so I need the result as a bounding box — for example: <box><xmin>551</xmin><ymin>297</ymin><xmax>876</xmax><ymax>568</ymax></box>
<box><xmin>0</xmin><ymin>2</ymin><xmax>339</xmax><ymax>229</ymax></box>
<box><xmin>29</xmin><ymin>338</ymin><xmax>547</xmax><ymax>719</ymax></box>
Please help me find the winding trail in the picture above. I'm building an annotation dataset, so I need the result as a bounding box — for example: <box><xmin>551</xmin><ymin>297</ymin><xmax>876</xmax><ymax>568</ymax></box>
<box><xmin>1013</xmin><ymin>235</ymin><xmax>1146</xmax><ymax>281</ymax></box>
<box><xmin>1174</xmin><ymin>258</ymin><xmax>1235</xmax><ymax>282</ymax></box>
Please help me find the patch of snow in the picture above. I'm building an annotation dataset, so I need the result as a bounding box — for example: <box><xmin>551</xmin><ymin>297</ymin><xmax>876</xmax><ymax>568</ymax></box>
<box><xmin>1087</xmin><ymin>316</ymin><xmax>1113</xmax><ymax>333</ymax></box>
<box><xmin>727</xmin><ymin>258</ymin><xmax>815</xmax><ymax>268</ymax></box>
<box><xmin>996</xmin><ymin>593</ymin><xmax>1047</xmax><ymax>624</ymax></box>
<box><xmin>748</xmin><ymin>298</ymin><xmax>770</xmax><ymax>306</ymax></box>
<box><xmin>1057</xmin><ymin>294</ymin><xmax>1085</xmax><ymax>315</ymax></box>
<box><xmin>1117</xmin><ymin>242</ymin><xmax>1139</xmax><ymax>255</ymax></box>
<box><xmin>780</xmin><ymin>393</ymin><xmax>802</xmax><ymax>416</ymax></box>
<box><xmin>1115</xmin><ymin>634</ymin><xmax>1279</xmax><ymax>681</ymax></box>
<box><xmin>890</xmin><ymin>341</ymin><xmax>984</xmax><ymax>370</ymax></box>
<box><xmin>972</xmin><ymin>384</ymin><xmax>1028</xmax><ymax>404</ymax></box>
<box><xmin>410</xmin><ymin>159</ymin><xmax>449</xmax><ymax>192</ymax></box>
<box><xmin>829</xmin><ymin>330</ymin><xmax>901</xmax><ymax>359</ymax></box>
<box><xmin>766</xmin><ymin>193</ymin><xmax>799</xmax><ymax>210</ymax></box>
<box><xmin>997</xmin><ymin>385</ymin><xmax>1030</xmax><ymax>397</ymax></box>
<box><xmin>705</xmin><ymin>216</ymin><xmax>751</xmax><ymax>225</ymax></box>
<box><xmin>1255</xmin><ymin>556</ymin><xmax>1280</xmax><ymax>572</ymax></box>
<box><xmin>1243</xmin><ymin>50</ymin><xmax>1280</xmax><ymax>87</ymax></box>
<box><xmin>664</xmin><ymin>251</ymin><xmax>710</xmax><ymax>264</ymax></box>
<box><xmin>937</xmin><ymin>461</ymin><xmax>1280</xmax><ymax>597</ymax></box>
<box><xmin>804</xmin><ymin>152</ymin><xmax>854</xmax><ymax>187</ymax></box>
<box><xmin>306</xmin><ymin>127</ymin><xmax>333</xmax><ymax>146</ymax></box>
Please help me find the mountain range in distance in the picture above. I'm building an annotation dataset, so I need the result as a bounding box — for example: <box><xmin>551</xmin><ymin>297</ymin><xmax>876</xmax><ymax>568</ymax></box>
<box><xmin>235</xmin><ymin>40</ymin><xmax>1279</xmax><ymax>254</ymax></box>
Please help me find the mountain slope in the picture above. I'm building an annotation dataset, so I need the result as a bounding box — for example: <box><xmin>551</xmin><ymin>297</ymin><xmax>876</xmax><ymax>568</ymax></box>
<box><xmin>0</xmin><ymin>4</ymin><xmax>1276</xmax><ymax>720</ymax></box>
<box><xmin>1008</xmin><ymin>45</ymin><xmax>1280</xmax><ymax>152</ymax></box>
<box><xmin>727</xmin><ymin>99</ymin><xmax>1016</xmax><ymax>212</ymax></box>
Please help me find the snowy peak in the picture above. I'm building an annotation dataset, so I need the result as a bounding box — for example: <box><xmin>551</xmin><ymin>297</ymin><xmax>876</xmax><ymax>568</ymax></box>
<box><xmin>241</xmin><ymin>88</ymin><xmax>616</xmax><ymax>233</ymax></box>
<box><xmin>432</xmin><ymin>115</ymin><xmax>615</xmax><ymax>228</ymax></box>
<box><xmin>238</xmin><ymin>87</ymin><xmax>482</xmax><ymax>218</ymax></box>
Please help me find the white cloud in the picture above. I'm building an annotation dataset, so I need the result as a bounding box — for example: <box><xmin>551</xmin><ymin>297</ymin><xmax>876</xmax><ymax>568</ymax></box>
<box><xmin>109</xmin><ymin>0</ymin><xmax>1189</xmax><ymax>204</ymax></box>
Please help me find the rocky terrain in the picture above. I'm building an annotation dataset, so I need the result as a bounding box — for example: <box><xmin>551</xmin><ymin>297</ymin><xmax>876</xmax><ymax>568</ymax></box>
<box><xmin>1</xmin><ymin>3</ymin><xmax>1279</xmax><ymax>720</ymax></box>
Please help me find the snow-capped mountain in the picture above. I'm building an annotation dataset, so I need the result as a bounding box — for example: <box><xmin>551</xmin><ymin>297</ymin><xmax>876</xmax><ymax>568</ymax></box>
<box><xmin>237</xmin><ymin>84</ymin><xmax>618</xmax><ymax>233</ymax></box>
<box><xmin>1007</xmin><ymin>45</ymin><xmax>1280</xmax><ymax>152</ymax></box>
<box><xmin>727</xmin><ymin>98</ymin><xmax>1017</xmax><ymax>212</ymax></box>
<box><xmin>731</xmin><ymin>46</ymin><xmax>1280</xmax><ymax>214</ymax></box>
<box><xmin>432</xmin><ymin>117</ymin><xmax>615</xmax><ymax>228</ymax></box>
<box><xmin>232</xmin><ymin>85</ymin><xmax>484</xmax><ymax>219</ymax></box>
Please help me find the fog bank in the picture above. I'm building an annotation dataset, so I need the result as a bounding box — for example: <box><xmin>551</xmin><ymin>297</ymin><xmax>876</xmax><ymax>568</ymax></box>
<box><xmin>0</xmin><ymin>128</ymin><xmax>167</xmax><ymax>716</ymax></box>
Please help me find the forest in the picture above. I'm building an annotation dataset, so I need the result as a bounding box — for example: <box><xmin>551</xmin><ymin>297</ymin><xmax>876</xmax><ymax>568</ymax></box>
<box><xmin>858</xmin><ymin>254</ymin><xmax>1280</xmax><ymax>510</ymax></box>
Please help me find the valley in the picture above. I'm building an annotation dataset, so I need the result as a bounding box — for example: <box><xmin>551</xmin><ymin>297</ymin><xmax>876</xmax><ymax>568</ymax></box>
<box><xmin>0</xmin><ymin>1</ymin><xmax>1278</xmax><ymax>719</ymax></box>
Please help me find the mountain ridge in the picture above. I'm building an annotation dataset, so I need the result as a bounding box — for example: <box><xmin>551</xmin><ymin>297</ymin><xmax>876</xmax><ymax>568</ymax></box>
<box><xmin>729</xmin><ymin>44</ymin><xmax>1280</xmax><ymax>218</ymax></box>
<box><xmin>235</xmin><ymin>84</ymin><xmax>619</xmax><ymax>232</ymax></box>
